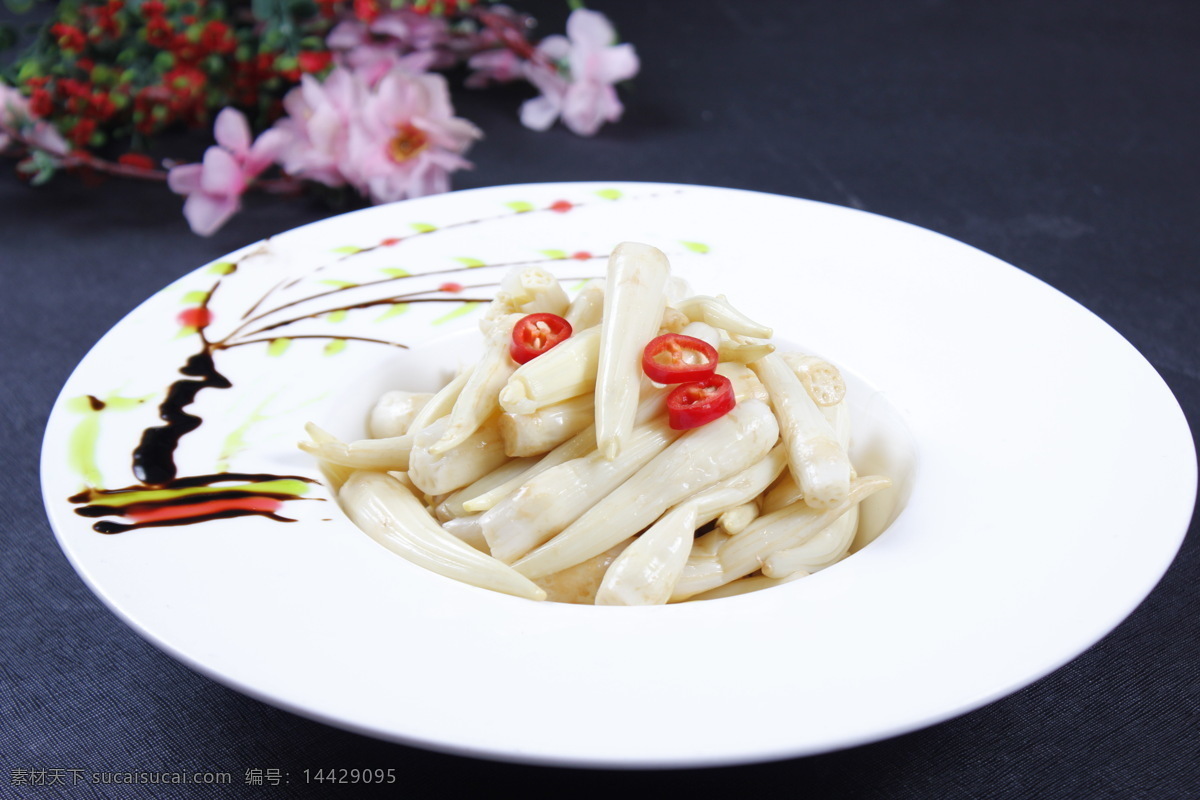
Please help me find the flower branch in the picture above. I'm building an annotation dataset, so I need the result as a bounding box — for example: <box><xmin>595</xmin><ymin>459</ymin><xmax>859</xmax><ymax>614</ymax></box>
<box><xmin>223</xmin><ymin>292</ymin><xmax>493</xmax><ymax>344</ymax></box>
<box><xmin>214</xmin><ymin>334</ymin><xmax>411</xmax><ymax>351</ymax></box>
<box><xmin>1</xmin><ymin>0</ymin><xmax>640</xmax><ymax>235</ymax></box>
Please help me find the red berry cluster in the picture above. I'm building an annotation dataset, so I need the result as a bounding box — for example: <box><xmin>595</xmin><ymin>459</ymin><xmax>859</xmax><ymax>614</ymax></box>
<box><xmin>12</xmin><ymin>0</ymin><xmax>347</xmax><ymax>152</ymax></box>
<box><xmin>123</xmin><ymin>1</ymin><xmax>237</xmax><ymax>134</ymax></box>
<box><xmin>6</xmin><ymin>0</ymin><xmax>492</xmax><ymax>173</ymax></box>
<box><xmin>24</xmin><ymin>72</ymin><xmax>118</xmax><ymax>147</ymax></box>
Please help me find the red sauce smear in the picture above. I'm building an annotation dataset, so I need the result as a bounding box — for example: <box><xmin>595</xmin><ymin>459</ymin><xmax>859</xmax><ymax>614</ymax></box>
<box><xmin>126</xmin><ymin>496</ymin><xmax>284</xmax><ymax>524</ymax></box>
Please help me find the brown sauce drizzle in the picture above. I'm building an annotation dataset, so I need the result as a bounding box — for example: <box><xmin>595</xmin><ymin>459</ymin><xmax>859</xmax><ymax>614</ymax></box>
<box><xmin>89</xmin><ymin>506</ymin><xmax>293</xmax><ymax>534</ymax></box>
<box><xmin>131</xmin><ymin>351</ymin><xmax>231</xmax><ymax>484</ymax></box>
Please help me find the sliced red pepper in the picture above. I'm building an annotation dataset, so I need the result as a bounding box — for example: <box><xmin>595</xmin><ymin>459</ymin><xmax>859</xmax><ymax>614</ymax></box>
<box><xmin>510</xmin><ymin>313</ymin><xmax>573</xmax><ymax>365</ymax></box>
<box><xmin>641</xmin><ymin>333</ymin><xmax>720</xmax><ymax>384</ymax></box>
<box><xmin>666</xmin><ymin>374</ymin><xmax>736</xmax><ymax>430</ymax></box>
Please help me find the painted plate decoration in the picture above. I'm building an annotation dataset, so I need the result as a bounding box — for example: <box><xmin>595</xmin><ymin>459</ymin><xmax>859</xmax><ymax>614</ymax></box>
<box><xmin>41</xmin><ymin>182</ymin><xmax>1196</xmax><ymax>767</ymax></box>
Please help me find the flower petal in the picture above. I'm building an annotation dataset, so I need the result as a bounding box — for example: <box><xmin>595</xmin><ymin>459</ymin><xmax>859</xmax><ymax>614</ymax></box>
<box><xmin>26</xmin><ymin>121</ymin><xmax>69</xmax><ymax>156</ymax></box>
<box><xmin>167</xmin><ymin>163</ymin><xmax>204</xmax><ymax>195</ymax></box>
<box><xmin>326</xmin><ymin>19</ymin><xmax>367</xmax><ymax>49</ymax></box>
<box><xmin>0</xmin><ymin>83</ymin><xmax>31</xmax><ymax>128</ymax></box>
<box><xmin>397</xmin><ymin>49</ymin><xmax>439</xmax><ymax>76</ymax></box>
<box><xmin>243</xmin><ymin>128</ymin><xmax>290</xmax><ymax>177</ymax></box>
<box><xmin>523</xmin><ymin>61</ymin><xmax>568</xmax><ymax>97</ymax></box>
<box><xmin>565</xmin><ymin>9</ymin><xmax>616</xmax><ymax>50</ymax></box>
<box><xmin>466</xmin><ymin>49</ymin><xmax>523</xmax><ymax>87</ymax></box>
<box><xmin>369</xmin><ymin>12</ymin><xmax>411</xmax><ymax>40</ymax></box>
<box><xmin>537</xmin><ymin>33</ymin><xmax>572</xmax><ymax>62</ymax></box>
<box><xmin>199</xmin><ymin>146</ymin><xmax>246</xmax><ymax>196</ymax></box>
<box><xmin>213</xmin><ymin>108</ymin><xmax>251</xmax><ymax>157</ymax></box>
<box><xmin>594</xmin><ymin>43</ymin><xmax>640</xmax><ymax>84</ymax></box>
<box><xmin>437</xmin><ymin>116</ymin><xmax>483</xmax><ymax>149</ymax></box>
<box><xmin>412</xmin><ymin>71</ymin><xmax>453</xmax><ymax>120</ymax></box>
<box><xmin>561</xmin><ymin>81</ymin><xmax>621</xmax><ymax>136</ymax></box>
<box><xmin>520</xmin><ymin>95</ymin><xmax>561</xmax><ymax>131</ymax></box>
<box><xmin>182</xmin><ymin>191</ymin><xmax>238</xmax><ymax>236</ymax></box>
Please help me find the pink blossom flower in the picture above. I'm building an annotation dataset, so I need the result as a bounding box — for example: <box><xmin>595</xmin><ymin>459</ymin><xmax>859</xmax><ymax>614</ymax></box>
<box><xmin>24</xmin><ymin>123</ymin><xmax>69</xmax><ymax>157</ymax></box>
<box><xmin>464</xmin><ymin>6</ymin><xmax>531</xmax><ymax>88</ymax></box>
<box><xmin>465</xmin><ymin>48</ymin><xmax>524</xmax><ymax>89</ymax></box>
<box><xmin>168</xmin><ymin>108</ymin><xmax>288</xmax><ymax>235</ymax></box>
<box><xmin>0</xmin><ymin>83</ymin><xmax>31</xmax><ymax>149</ymax></box>
<box><xmin>271</xmin><ymin>69</ymin><xmax>358</xmax><ymax>190</ymax></box>
<box><xmin>327</xmin><ymin>10</ymin><xmax>454</xmax><ymax>85</ymax></box>
<box><xmin>519</xmin><ymin>8</ymin><xmax>639</xmax><ymax>137</ymax></box>
<box><xmin>0</xmin><ymin>82</ymin><xmax>68</xmax><ymax>156</ymax></box>
<box><xmin>274</xmin><ymin>66</ymin><xmax>481</xmax><ymax>204</ymax></box>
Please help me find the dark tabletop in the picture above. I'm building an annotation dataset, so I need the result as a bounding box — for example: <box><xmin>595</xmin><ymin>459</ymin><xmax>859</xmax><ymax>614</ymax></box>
<box><xmin>3</xmin><ymin>1</ymin><xmax>1198</xmax><ymax>798</ymax></box>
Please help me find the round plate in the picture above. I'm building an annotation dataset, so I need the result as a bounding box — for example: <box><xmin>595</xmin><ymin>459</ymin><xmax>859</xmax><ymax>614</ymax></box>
<box><xmin>41</xmin><ymin>182</ymin><xmax>1196</xmax><ymax>767</ymax></box>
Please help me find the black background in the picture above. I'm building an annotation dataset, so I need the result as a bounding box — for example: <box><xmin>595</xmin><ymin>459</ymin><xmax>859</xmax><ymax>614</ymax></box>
<box><xmin>3</xmin><ymin>1</ymin><xmax>1197</xmax><ymax>797</ymax></box>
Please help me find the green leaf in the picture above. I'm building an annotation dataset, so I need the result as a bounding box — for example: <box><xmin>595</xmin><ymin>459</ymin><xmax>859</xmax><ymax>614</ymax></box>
<box><xmin>434</xmin><ymin>302</ymin><xmax>481</xmax><ymax>325</ymax></box>
<box><xmin>29</xmin><ymin>166</ymin><xmax>54</xmax><ymax>186</ymax></box>
<box><xmin>506</xmin><ymin>201</ymin><xmax>534</xmax><ymax>213</ymax></box>
<box><xmin>208</xmin><ymin>261</ymin><xmax>237</xmax><ymax>275</ymax></box>
<box><xmin>539</xmin><ymin>249</ymin><xmax>568</xmax><ymax>260</ymax></box>
<box><xmin>64</xmin><ymin>392</ymin><xmax>148</xmax><ymax>414</ymax></box>
<box><xmin>16</xmin><ymin>60</ymin><xmax>40</xmax><ymax>81</ymax></box>
<box><xmin>331</xmin><ymin>245</ymin><xmax>363</xmax><ymax>255</ymax></box>
<box><xmin>181</xmin><ymin>290</ymin><xmax>209</xmax><ymax>304</ymax></box>
<box><xmin>680</xmin><ymin>241</ymin><xmax>711</xmax><ymax>254</ymax></box>
<box><xmin>20</xmin><ymin>149</ymin><xmax>58</xmax><ymax>186</ymax></box>
<box><xmin>324</xmin><ymin>339</ymin><xmax>347</xmax><ymax>356</ymax></box>
<box><xmin>595</xmin><ymin>189</ymin><xmax>623</xmax><ymax>201</ymax></box>
<box><xmin>455</xmin><ymin>257</ymin><xmax>486</xmax><ymax>268</ymax></box>
<box><xmin>3</xmin><ymin>0</ymin><xmax>34</xmax><ymax>14</ymax></box>
<box><xmin>376</xmin><ymin>303</ymin><xmax>409</xmax><ymax>321</ymax></box>
<box><xmin>267</xmin><ymin>338</ymin><xmax>291</xmax><ymax>357</ymax></box>
<box><xmin>410</xmin><ymin>222</ymin><xmax>437</xmax><ymax>233</ymax></box>
<box><xmin>65</xmin><ymin>396</ymin><xmax>96</xmax><ymax>414</ymax></box>
<box><xmin>319</xmin><ymin>280</ymin><xmax>358</xmax><ymax>289</ymax></box>
<box><xmin>380</xmin><ymin>267</ymin><xmax>411</xmax><ymax>278</ymax></box>
<box><xmin>326</xmin><ymin>309</ymin><xmax>348</xmax><ymax>323</ymax></box>
<box><xmin>105</xmin><ymin>394</ymin><xmax>151</xmax><ymax>411</ymax></box>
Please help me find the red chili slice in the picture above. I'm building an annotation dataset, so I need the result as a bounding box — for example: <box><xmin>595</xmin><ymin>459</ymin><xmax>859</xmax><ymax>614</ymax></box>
<box><xmin>641</xmin><ymin>333</ymin><xmax>719</xmax><ymax>384</ymax></box>
<box><xmin>510</xmin><ymin>313</ymin><xmax>573</xmax><ymax>365</ymax></box>
<box><xmin>666</xmin><ymin>374</ymin><xmax>736</xmax><ymax>430</ymax></box>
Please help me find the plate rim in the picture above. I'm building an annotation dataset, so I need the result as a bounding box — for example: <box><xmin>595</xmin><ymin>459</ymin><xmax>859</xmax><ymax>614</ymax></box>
<box><xmin>39</xmin><ymin>180</ymin><xmax>1198</xmax><ymax>767</ymax></box>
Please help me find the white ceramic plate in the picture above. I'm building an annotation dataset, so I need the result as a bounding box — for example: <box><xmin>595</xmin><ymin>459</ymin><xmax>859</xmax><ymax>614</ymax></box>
<box><xmin>41</xmin><ymin>182</ymin><xmax>1196</xmax><ymax>768</ymax></box>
